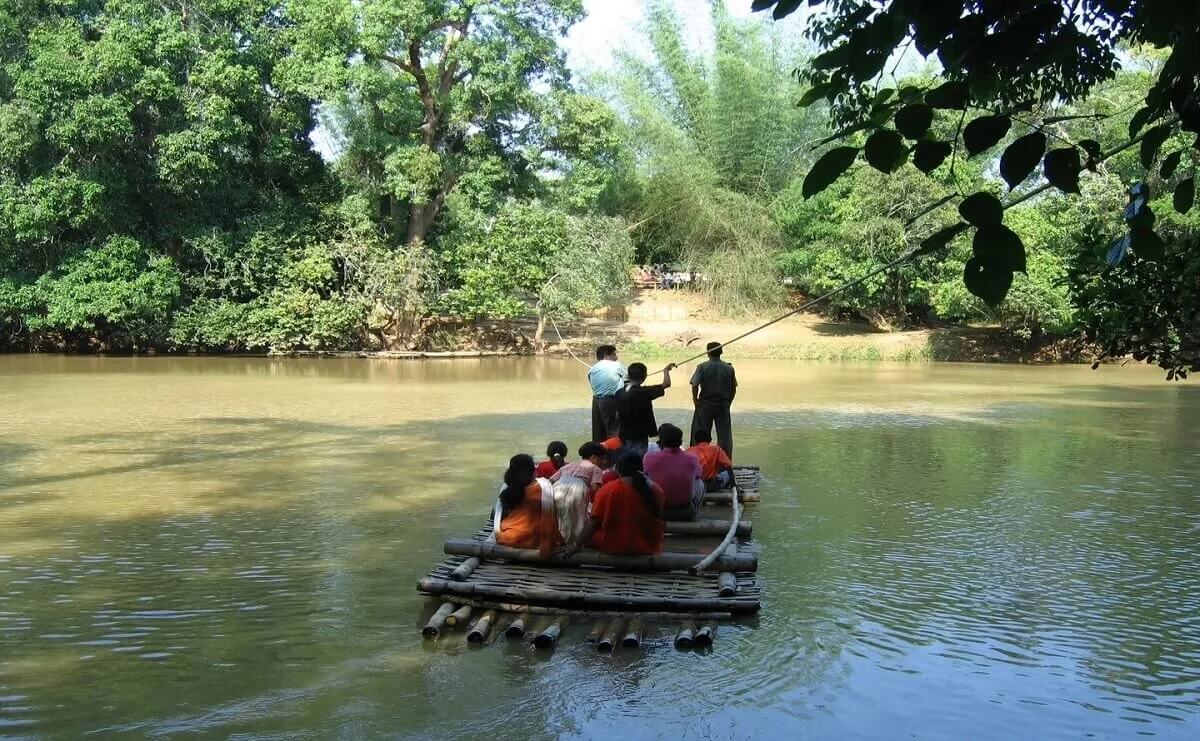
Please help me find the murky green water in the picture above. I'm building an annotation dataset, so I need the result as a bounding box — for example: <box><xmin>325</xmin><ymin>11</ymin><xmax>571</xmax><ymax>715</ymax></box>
<box><xmin>1</xmin><ymin>356</ymin><xmax>1198</xmax><ymax>739</ymax></box>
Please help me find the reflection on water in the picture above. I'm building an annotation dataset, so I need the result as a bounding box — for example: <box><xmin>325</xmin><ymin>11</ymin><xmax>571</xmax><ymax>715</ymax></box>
<box><xmin>1</xmin><ymin>356</ymin><xmax>1198</xmax><ymax>738</ymax></box>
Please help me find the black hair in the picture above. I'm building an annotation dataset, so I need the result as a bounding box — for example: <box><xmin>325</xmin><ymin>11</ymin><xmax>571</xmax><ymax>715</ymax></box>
<box><xmin>595</xmin><ymin>344</ymin><xmax>616</xmax><ymax>360</ymax></box>
<box><xmin>706</xmin><ymin>341</ymin><xmax>723</xmax><ymax>358</ymax></box>
<box><xmin>627</xmin><ymin>362</ymin><xmax>647</xmax><ymax>382</ymax></box>
<box><xmin>500</xmin><ymin>454</ymin><xmax>536</xmax><ymax>516</ymax></box>
<box><xmin>657</xmin><ymin>423</ymin><xmax>683</xmax><ymax>449</ymax></box>
<box><xmin>546</xmin><ymin>441</ymin><xmax>568</xmax><ymax>468</ymax></box>
<box><xmin>693</xmin><ymin>428</ymin><xmax>713</xmax><ymax>443</ymax></box>
<box><xmin>616</xmin><ymin>452</ymin><xmax>661</xmax><ymax>518</ymax></box>
<box><xmin>578</xmin><ymin>441</ymin><xmax>607</xmax><ymax>460</ymax></box>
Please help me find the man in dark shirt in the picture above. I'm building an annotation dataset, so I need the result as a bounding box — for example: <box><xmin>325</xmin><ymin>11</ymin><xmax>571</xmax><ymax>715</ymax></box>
<box><xmin>689</xmin><ymin>341</ymin><xmax>737</xmax><ymax>458</ymax></box>
<box><xmin>615</xmin><ymin>361</ymin><xmax>675</xmax><ymax>455</ymax></box>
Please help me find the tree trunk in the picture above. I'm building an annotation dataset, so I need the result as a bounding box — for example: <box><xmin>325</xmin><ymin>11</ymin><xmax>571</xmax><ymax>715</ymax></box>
<box><xmin>534</xmin><ymin>312</ymin><xmax>546</xmax><ymax>355</ymax></box>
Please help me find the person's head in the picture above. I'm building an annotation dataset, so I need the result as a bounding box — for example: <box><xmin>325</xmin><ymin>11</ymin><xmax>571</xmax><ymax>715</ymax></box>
<box><xmin>657</xmin><ymin>423</ymin><xmax>683</xmax><ymax>449</ymax></box>
<box><xmin>546</xmin><ymin>441</ymin><xmax>568</xmax><ymax>467</ymax></box>
<box><xmin>627</xmin><ymin>362</ymin><xmax>647</xmax><ymax>384</ymax></box>
<box><xmin>595</xmin><ymin>344</ymin><xmax>617</xmax><ymax>361</ymax></box>
<box><xmin>693</xmin><ymin>429</ymin><xmax>713</xmax><ymax>444</ymax></box>
<box><xmin>500</xmin><ymin>454</ymin><xmax>536</xmax><ymax>515</ymax></box>
<box><xmin>706</xmin><ymin>341</ymin><xmax>723</xmax><ymax>359</ymax></box>
<box><xmin>615</xmin><ymin>452</ymin><xmax>661</xmax><ymax>518</ymax></box>
<box><xmin>578</xmin><ymin>441</ymin><xmax>608</xmax><ymax>466</ymax></box>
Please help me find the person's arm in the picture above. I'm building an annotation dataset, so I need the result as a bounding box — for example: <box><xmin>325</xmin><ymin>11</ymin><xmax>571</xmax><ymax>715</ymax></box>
<box><xmin>689</xmin><ymin>366</ymin><xmax>701</xmax><ymax>406</ymax></box>
<box><xmin>729</xmin><ymin>366</ymin><xmax>737</xmax><ymax>403</ymax></box>
<box><xmin>661</xmin><ymin>363</ymin><xmax>675</xmax><ymax>390</ymax></box>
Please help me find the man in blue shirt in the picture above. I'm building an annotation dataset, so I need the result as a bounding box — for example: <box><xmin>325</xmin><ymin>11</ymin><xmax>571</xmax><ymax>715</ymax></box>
<box><xmin>588</xmin><ymin>344</ymin><xmax>625</xmax><ymax>442</ymax></box>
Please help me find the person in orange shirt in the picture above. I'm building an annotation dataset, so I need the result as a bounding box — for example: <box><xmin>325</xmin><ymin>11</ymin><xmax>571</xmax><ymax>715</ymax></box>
<box><xmin>600</xmin><ymin>436</ymin><xmax>623</xmax><ymax>453</ymax></box>
<box><xmin>687</xmin><ymin>429</ymin><xmax>734</xmax><ymax>491</ymax></box>
<box><xmin>494</xmin><ymin>454</ymin><xmax>557</xmax><ymax>557</ymax></box>
<box><xmin>568</xmin><ymin>453</ymin><xmax>665</xmax><ymax>556</ymax></box>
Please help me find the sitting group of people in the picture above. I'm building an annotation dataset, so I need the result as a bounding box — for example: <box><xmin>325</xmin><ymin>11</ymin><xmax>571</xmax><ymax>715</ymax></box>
<box><xmin>493</xmin><ymin>425</ymin><xmax>734</xmax><ymax>558</ymax></box>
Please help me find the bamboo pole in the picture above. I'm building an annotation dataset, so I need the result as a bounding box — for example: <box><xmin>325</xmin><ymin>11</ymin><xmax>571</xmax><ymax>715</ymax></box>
<box><xmin>504</xmin><ymin>616</ymin><xmax>527</xmax><ymax>639</ymax></box>
<box><xmin>694</xmin><ymin>622</ymin><xmax>716</xmax><ymax>648</ymax></box>
<box><xmin>467</xmin><ymin>609</ymin><xmax>497</xmax><ymax>643</ymax></box>
<box><xmin>718</xmin><ymin>571</ymin><xmax>738</xmax><ymax>597</ymax></box>
<box><xmin>444</xmin><ymin>604</ymin><xmax>473</xmax><ymax>627</ymax></box>
<box><xmin>621</xmin><ymin>619</ymin><xmax>643</xmax><ymax>648</ymax></box>
<box><xmin>690</xmin><ymin>486</ymin><xmax>743</xmax><ymax>575</ymax></box>
<box><xmin>664</xmin><ymin>519</ymin><xmax>752</xmax><ymax>537</ymax></box>
<box><xmin>418</xmin><ymin>577</ymin><xmax>761</xmax><ymax>614</ymax></box>
<box><xmin>450</xmin><ymin>557</ymin><xmax>481</xmax><ymax>582</ymax></box>
<box><xmin>597</xmin><ymin>619</ymin><xmax>623</xmax><ymax>652</ymax></box>
<box><xmin>422</xmin><ymin>602</ymin><xmax>456</xmax><ymax>638</ymax></box>
<box><xmin>674</xmin><ymin>622</ymin><xmax>696</xmax><ymax>649</ymax></box>
<box><xmin>702</xmin><ymin>491</ymin><xmax>759</xmax><ymax>505</ymax></box>
<box><xmin>427</xmin><ymin>596</ymin><xmax>733</xmax><ymax>620</ymax></box>
<box><xmin>534</xmin><ymin>618</ymin><xmax>566</xmax><ymax>649</ymax></box>
<box><xmin>442</xmin><ymin>539</ymin><xmax>757</xmax><ymax>573</ymax></box>
<box><xmin>586</xmin><ymin>619</ymin><xmax>605</xmax><ymax>642</ymax></box>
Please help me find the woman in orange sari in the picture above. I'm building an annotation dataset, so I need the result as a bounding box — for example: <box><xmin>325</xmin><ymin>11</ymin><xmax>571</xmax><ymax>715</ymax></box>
<box><xmin>494</xmin><ymin>454</ymin><xmax>557</xmax><ymax>557</ymax></box>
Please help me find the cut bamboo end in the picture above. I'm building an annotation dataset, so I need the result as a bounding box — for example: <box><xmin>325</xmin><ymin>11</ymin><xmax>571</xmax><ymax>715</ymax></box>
<box><xmin>621</xmin><ymin>619</ymin><xmax>643</xmax><ymax>649</ymax></box>
<box><xmin>674</xmin><ymin>622</ymin><xmax>696</xmax><ymax>650</ymax></box>
<box><xmin>422</xmin><ymin>602</ymin><xmax>456</xmax><ymax>638</ymax></box>
<box><xmin>504</xmin><ymin>617</ymin><xmax>527</xmax><ymax>639</ymax></box>
<box><xmin>586</xmin><ymin>619</ymin><xmax>606</xmax><ymax>643</ymax></box>
<box><xmin>445</xmin><ymin>604</ymin><xmax>473</xmax><ymax>627</ymax></box>
<box><xmin>467</xmin><ymin>609</ymin><xmax>497</xmax><ymax>643</ymax></box>
<box><xmin>718</xmin><ymin>572</ymin><xmax>738</xmax><ymax>597</ymax></box>
<box><xmin>694</xmin><ymin>622</ymin><xmax>716</xmax><ymax>648</ymax></box>
<box><xmin>597</xmin><ymin>619</ymin><xmax>623</xmax><ymax>652</ymax></box>
<box><xmin>534</xmin><ymin>619</ymin><xmax>565</xmax><ymax>649</ymax></box>
<box><xmin>449</xmin><ymin>556</ymin><xmax>481</xmax><ymax>582</ymax></box>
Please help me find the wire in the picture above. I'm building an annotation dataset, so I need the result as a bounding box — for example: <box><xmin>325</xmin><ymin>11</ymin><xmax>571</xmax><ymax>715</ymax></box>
<box><xmin>549</xmin><ymin>315</ymin><xmax>594</xmax><ymax>369</ymax></box>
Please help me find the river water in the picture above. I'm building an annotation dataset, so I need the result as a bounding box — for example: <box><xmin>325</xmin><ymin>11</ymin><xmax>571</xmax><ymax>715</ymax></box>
<box><xmin>0</xmin><ymin>356</ymin><xmax>1198</xmax><ymax>739</ymax></box>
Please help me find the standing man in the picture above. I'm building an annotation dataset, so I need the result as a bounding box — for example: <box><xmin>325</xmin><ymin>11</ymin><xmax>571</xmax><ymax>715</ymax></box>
<box><xmin>615</xmin><ymin>362</ymin><xmax>675</xmax><ymax>455</ymax></box>
<box><xmin>588</xmin><ymin>345</ymin><xmax>625</xmax><ymax>442</ymax></box>
<box><xmin>690</xmin><ymin>341</ymin><xmax>737</xmax><ymax>458</ymax></box>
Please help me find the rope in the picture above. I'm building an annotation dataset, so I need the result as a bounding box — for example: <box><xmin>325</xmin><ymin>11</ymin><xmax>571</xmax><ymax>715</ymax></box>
<box><xmin>549</xmin><ymin>315</ymin><xmax>594</xmax><ymax>369</ymax></box>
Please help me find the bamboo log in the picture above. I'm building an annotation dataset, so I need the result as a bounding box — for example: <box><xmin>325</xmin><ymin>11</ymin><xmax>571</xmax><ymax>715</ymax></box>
<box><xmin>694</xmin><ymin>622</ymin><xmax>716</xmax><ymax>648</ymax></box>
<box><xmin>586</xmin><ymin>619</ymin><xmax>605</xmax><ymax>642</ymax></box>
<box><xmin>505</xmin><ymin>617</ymin><xmax>527</xmax><ymax>639</ymax></box>
<box><xmin>597</xmin><ymin>619</ymin><xmax>623</xmax><ymax>652</ymax></box>
<box><xmin>442</xmin><ymin>539</ymin><xmax>757</xmax><ymax>573</ymax></box>
<box><xmin>691</xmin><ymin>486</ymin><xmax>743</xmax><ymax>575</ymax></box>
<box><xmin>664</xmin><ymin>519</ymin><xmax>752</xmax><ymax>538</ymax></box>
<box><xmin>702</xmin><ymin>491</ymin><xmax>760</xmax><ymax>505</ymax></box>
<box><xmin>718</xmin><ymin>571</ymin><xmax>738</xmax><ymax>597</ymax></box>
<box><xmin>534</xmin><ymin>619</ymin><xmax>565</xmax><ymax>649</ymax></box>
<box><xmin>621</xmin><ymin>619</ymin><xmax>643</xmax><ymax>648</ymax></box>
<box><xmin>445</xmin><ymin>604</ymin><xmax>473</xmax><ymax>626</ymax></box>
<box><xmin>418</xmin><ymin>577</ymin><xmax>760</xmax><ymax>614</ymax></box>
<box><xmin>467</xmin><ymin>609</ymin><xmax>497</xmax><ymax>643</ymax></box>
<box><xmin>450</xmin><ymin>557</ymin><xmax>481</xmax><ymax>581</ymax></box>
<box><xmin>674</xmin><ymin>622</ymin><xmax>696</xmax><ymax>649</ymax></box>
<box><xmin>422</xmin><ymin>602</ymin><xmax>456</xmax><ymax>638</ymax></box>
<box><xmin>421</xmin><ymin>596</ymin><xmax>732</xmax><ymax>620</ymax></box>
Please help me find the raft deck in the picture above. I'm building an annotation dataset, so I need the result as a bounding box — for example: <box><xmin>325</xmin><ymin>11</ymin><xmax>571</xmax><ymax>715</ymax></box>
<box><xmin>416</xmin><ymin>466</ymin><xmax>763</xmax><ymax>651</ymax></box>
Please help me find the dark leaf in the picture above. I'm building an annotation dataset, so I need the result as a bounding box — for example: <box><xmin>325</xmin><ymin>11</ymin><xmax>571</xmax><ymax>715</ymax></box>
<box><xmin>963</xmin><ymin>257</ymin><xmax>1013</xmax><ymax>308</ymax></box>
<box><xmin>958</xmin><ymin>192</ymin><xmax>1004</xmax><ymax>227</ymax></box>
<box><xmin>999</xmin><ymin>132</ymin><xmax>1046</xmax><ymax>189</ymax></box>
<box><xmin>1161</xmin><ymin>150</ymin><xmax>1182</xmax><ymax>179</ymax></box>
<box><xmin>924</xmin><ymin>80</ymin><xmax>969</xmax><ymax>109</ymax></box>
<box><xmin>972</xmin><ymin>224</ymin><xmax>1026</xmax><ymax>273</ymax></box>
<box><xmin>894</xmin><ymin>104</ymin><xmax>933</xmax><ymax>140</ymax></box>
<box><xmin>915</xmin><ymin>222</ymin><xmax>968</xmax><ymax>256</ymax></box>
<box><xmin>772</xmin><ymin>0</ymin><xmax>804</xmax><ymax>20</ymax></box>
<box><xmin>802</xmin><ymin>146</ymin><xmax>859</xmax><ymax>198</ymax></box>
<box><xmin>751</xmin><ymin>0</ymin><xmax>776</xmax><ymax>10</ymax></box>
<box><xmin>1175</xmin><ymin>177</ymin><xmax>1195</xmax><ymax>213</ymax></box>
<box><xmin>874</xmin><ymin>88</ymin><xmax>896</xmax><ymax>105</ymax></box>
<box><xmin>1139</xmin><ymin>124</ymin><xmax>1172</xmax><ymax>169</ymax></box>
<box><xmin>812</xmin><ymin>45</ymin><xmax>850</xmax><ymax>70</ymax></box>
<box><xmin>1106</xmin><ymin>233</ymin><xmax>1130</xmax><ymax>265</ymax></box>
<box><xmin>1128</xmin><ymin>106</ymin><xmax>1155</xmax><ymax>139</ymax></box>
<box><xmin>864</xmin><ymin>129</ymin><xmax>908</xmax><ymax>173</ymax></box>
<box><xmin>1079</xmin><ymin>138</ymin><xmax>1101</xmax><ymax>170</ymax></box>
<box><xmin>963</xmin><ymin>115</ymin><xmax>1011</xmax><ymax>157</ymax></box>
<box><xmin>1129</xmin><ymin>226</ymin><xmax>1165</xmax><ymax>261</ymax></box>
<box><xmin>1043</xmin><ymin>147</ymin><xmax>1082</xmax><ymax>194</ymax></box>
<box><xmin>912</xmin><ymin>139</ymin><xmax>952</xmax><ymax>173</ymax></box>
<box><xmin>799</xmin><ymin>82</ymin><xmax>834</xmax><ymax>107</ymax></box>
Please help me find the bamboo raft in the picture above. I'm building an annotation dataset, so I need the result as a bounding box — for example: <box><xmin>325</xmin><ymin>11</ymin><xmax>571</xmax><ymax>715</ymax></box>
<box><xmin>417</xmin><ymin>466</ymin><xmax>763</xmax><ymax>652</ymax></box>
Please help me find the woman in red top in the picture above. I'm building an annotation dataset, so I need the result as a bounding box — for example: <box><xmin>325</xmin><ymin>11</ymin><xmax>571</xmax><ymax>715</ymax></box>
<box><xmin>534</xmin><ymin>441</ymin><xmax>568</xmax><ymax>479</ymax></box>
<box><xmin>495</xmin><ymin>454</ymin><xmax>557</xmax><ymax>556</ymax></box>
<box><xmin>570</xmin><ymin>453</ymin><xmax>665</xmax><ymax>556</ymax></box>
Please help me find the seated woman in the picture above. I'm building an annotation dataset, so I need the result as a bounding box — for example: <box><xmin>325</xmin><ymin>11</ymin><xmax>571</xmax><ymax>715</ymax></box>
<box><xmin>494</xmin><ymin>454</ymin><xmax>556</xmax><ymax>557</ymax></box>
<box><xmin>550</xmin><ymin>441</ymin><xmax>608</xmax><ymax>493</ymax></box>
<box><xmin>534</xmin><ymin>441</ymin><xmax>568</xmax><ymax>479</ymax></box>
<box><xmin>570</xmin><ymin>453</ymin><xmax>665</xmax><ymax>556</ymax></box>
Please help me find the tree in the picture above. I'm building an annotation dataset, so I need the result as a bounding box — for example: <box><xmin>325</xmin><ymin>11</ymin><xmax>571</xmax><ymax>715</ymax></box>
<box><xmin>752</xmin><ymin>0</ymin><xmax>1200</xmax><ymax>376</ymax></box>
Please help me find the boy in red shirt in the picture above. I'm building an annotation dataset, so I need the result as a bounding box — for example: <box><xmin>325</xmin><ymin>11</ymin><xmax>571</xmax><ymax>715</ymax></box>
<box><xmin>686</xmin><ymin>429</ymin><xmax>733</xmax><ymax>491</ymax></box>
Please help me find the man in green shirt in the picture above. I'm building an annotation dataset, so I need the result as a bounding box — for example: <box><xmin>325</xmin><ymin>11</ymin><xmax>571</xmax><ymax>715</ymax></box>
<box><xmin>689</xmin><ymin>342</ymin><xmax>737</xmax><ymax>458</ymax></box>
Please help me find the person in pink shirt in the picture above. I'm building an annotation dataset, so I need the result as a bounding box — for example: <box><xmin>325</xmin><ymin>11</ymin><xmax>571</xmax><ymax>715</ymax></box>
<box><xmin>550</xmin><ymin>441</ymin><xmax>608</xmax><ymax>493</ymax></box>
<box><xmin>643</xmin><ymin>423</ymin><xmax>704</xmax><ymax>521</ymax></box>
